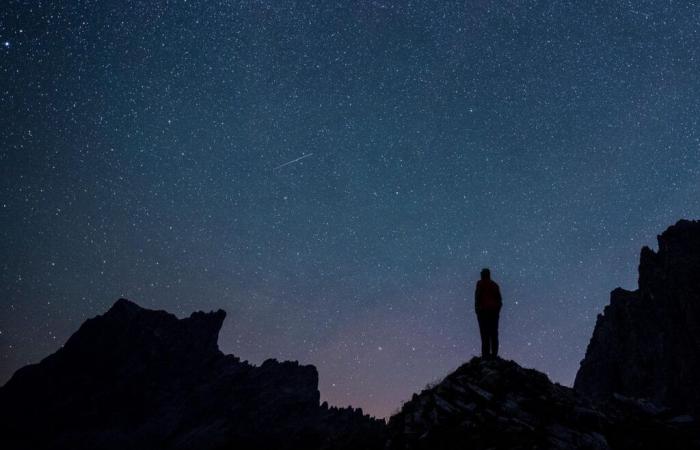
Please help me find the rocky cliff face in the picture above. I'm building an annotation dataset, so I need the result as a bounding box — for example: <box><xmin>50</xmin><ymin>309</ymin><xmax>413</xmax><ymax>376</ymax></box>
<box><xmin>388</xmin><ymin>357</ymin><xmax>699</xmax><ymax>450</ymax></box>
<box><xmin>574</xmin><ymin>220</ymin><xmax>700</xmax><ymax>414</ymax></box>
<box><xmin>0</xmin><ymin>299</ymin><xmax>385</xmax><ymax>450</ymax></box>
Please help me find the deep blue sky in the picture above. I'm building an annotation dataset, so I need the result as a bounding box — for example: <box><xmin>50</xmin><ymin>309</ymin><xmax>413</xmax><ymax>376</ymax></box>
<box><xmin>1</xmin><ymin>0</ymin><xmax>698</xmax><ymax>417</ymax></box>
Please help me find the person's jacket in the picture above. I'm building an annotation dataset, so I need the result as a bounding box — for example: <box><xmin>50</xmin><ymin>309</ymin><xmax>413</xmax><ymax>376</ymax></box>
<box><xmin>475</xmin><ymin>279</ymin><xmax>502</xmax><ymax>313</ymax></box>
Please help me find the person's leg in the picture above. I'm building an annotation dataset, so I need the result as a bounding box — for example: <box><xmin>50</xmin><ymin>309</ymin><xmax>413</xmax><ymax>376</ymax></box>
<box><xmin>476</xmin><ymin>312</ymin><xmax>489</xmax><ymax>358</ymax></box>
<box><xmin>483</xmin><ymin>312</ymin><xmax>495</xmax><ymax>359</ymax></box>
<box><xmin>491</xmin><ymin>312</ymin><xmax>500</xmax><ymax>358</ymax></box>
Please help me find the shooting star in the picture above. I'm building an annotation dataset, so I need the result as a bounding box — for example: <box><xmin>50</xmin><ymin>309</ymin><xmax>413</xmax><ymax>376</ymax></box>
<box><xmin>629</xmin><ymin>9</ymin><xmax>651</xmax><ymax>19</ymax></box>
<box><xmin>273</xmin><ymin>153</ymin><xmax>313</xmax><ymax>171</ymax></box>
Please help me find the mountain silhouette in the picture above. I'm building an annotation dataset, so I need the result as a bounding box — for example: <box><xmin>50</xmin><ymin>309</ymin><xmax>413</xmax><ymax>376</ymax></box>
<box><xmin>1</xmin><ymin>220</ymin><xmax>699</xmax><ymax>449</ymax></box>
<box><xmin>575</xmin><ymin>219</ymin><xmax>700</xmax><ymax>414</ymax></box>
<box><xmin>0</xmin><ymin>299</ymin><xmax>385</xmax><ymax>450</ymax></box>
<box><xmin>388</xmin><ymin>357</ymin><xmax>698</xmax><ymax>449</ymax></box>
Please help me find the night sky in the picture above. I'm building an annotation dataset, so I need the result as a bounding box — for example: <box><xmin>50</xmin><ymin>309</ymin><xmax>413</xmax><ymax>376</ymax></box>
<box><xmin>1</xmin><ymin>1</ymin><xmax>699</xmax><ymax>418</ymax></box>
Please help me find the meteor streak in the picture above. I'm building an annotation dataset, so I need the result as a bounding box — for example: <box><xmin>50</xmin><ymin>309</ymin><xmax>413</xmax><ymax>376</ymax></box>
<box><xmin>273</xmin><ymin>153</ymin><xmax>313</xmax><ymax>171</ymax></box>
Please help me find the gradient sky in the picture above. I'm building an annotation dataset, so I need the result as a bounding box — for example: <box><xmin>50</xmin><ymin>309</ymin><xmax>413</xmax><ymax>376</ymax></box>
<box><xmin>1</xmin><ymin>0</ymin><xmax>699</xmax><ymax>418</ymax></box>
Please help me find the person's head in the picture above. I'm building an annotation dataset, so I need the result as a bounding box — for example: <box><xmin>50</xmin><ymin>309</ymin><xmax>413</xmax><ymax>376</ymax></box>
<box><xmin>480</xmin><ymin>268</ymin><xmax>491</xmax><ymax>280</ymax></box>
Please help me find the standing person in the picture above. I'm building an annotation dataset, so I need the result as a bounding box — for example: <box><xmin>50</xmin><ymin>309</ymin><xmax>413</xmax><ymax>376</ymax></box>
<box><xmin>474</xmin><ymin>268</ymin><xmax>502</xmax><ymax>359</ymax></box>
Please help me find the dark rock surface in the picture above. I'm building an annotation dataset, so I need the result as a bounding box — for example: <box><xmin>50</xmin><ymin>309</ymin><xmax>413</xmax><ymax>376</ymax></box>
<box><xmin>0</xmin><ymin>299</ymin><xmax>385</xmax><ymax>450</ymax></box>
<box><xmin>388</xmin><ymin>357</ymin><xmax>700</xmax><ymax>450</ymax></box>
<box><xmin>575</xmin><ymin>219</ymin><xmax>700</xmax><ymax>414</ymax></box>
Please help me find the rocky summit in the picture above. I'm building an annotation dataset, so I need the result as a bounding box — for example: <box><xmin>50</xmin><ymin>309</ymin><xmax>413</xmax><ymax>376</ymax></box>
<box><xmin>0</xmin><ymin>299</ymin><xmax>385</xmax><ymax>450</ymax></box>
<box><xmin>387</xmin><ymin>357</ymin><xmax>699</xmax><ymax>450</ymax></box>
<box><xmin>575</xmin><ymin>220</ymin><xmax>700</xmax><ymax>414</ymax></box>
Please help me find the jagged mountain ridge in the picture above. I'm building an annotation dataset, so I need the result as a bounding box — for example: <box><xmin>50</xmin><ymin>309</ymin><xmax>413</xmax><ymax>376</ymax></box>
<box><xmin>0</xmin><ymin>299</ymin><xmax>385</xmax><ymax>450</ymax></box>
<box><xmin>575</xmin><ymin>219</ymin><xmax>700</xmax><ymax>413</ymax></box>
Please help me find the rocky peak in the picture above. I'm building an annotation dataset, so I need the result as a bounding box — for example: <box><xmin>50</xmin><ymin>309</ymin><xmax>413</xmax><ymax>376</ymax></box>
<box><xmin>388</xmin><ymin>357</ymin><xmax>699</xmax><ymax>449</ymax></box>
<box><xmin>0</xmin><ymin>299</ymin><xmax>384</xmax><ymax>450</ymax></box>
<box><xmin>575</xmin><ymin>220</ymin><xmax>700</xmax><ymax>414</ymax></box>
<box><xmin>638</xmin><ymin>219</ymin><xmax>700</xmax><ymax>296</ymax></box>
<box><xmin>45</xmin><ymin>298</ymin><xmax>228</xmax><ymax>381</ymax></box>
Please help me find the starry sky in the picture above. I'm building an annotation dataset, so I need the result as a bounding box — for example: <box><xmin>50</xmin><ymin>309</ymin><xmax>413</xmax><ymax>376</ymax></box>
<box><xmin>1</xmin><ymin>0</ymin><xmax>699</xmax><ymax>418</ymax></box>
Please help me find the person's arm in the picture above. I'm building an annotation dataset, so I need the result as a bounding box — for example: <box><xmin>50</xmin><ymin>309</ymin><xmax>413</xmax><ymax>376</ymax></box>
<box><xmin>496</xmin><ymin>284</ymin><xmax>503</xmax><ymax>311</ymax></box>
<box><xmin>474</xmin><ymin>283</ymin><xmax>481</xmax><ymax>313</ymax></box>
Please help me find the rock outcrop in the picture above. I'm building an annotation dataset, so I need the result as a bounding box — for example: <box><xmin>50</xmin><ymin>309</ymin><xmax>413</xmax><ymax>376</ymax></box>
<box><xmin>0</xmin><ymin>299</ymin><xmax>385</xmax><ymax>450</ymax></box>
<box><xmin>575</xmin><ymin>220</ymin><xmax>700</xmax><ymax>414</ymax></box>
<box><xmin>388</xmin><ymin>357</ymin><xmax>699</xmax><ymax>449</ymax></box>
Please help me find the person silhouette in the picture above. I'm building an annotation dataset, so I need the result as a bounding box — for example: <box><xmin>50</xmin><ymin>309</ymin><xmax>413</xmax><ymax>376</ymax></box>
<box><xmin>474</xmin><ymin>268</ymin><xmax>502</xmax><ymax>359</ymax></box>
